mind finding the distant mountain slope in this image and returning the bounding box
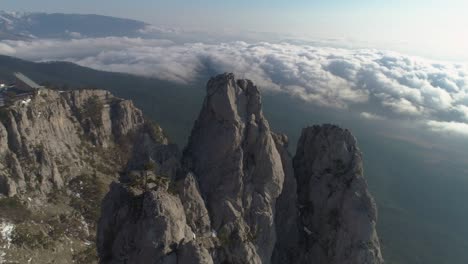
[0,11,148,40]
[0,55,205,145]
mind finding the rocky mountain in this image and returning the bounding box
[0,73,382,263]
[0,88,173,263]
[96,73,383,264]
[0,11,150,40]
[293,125,383,263]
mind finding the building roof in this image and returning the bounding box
[14,72,42,89]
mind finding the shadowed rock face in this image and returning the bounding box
[271,133,300,264]
[294,125,384,264]
[97,73,384,264]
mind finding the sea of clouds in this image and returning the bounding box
[1,37,467,136]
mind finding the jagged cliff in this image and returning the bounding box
[96,73,384,264]
[0,88,171,263]
[0,73,383,264]
[293,125,383,264]
[0,89,144,197]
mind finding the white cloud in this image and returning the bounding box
[381,97,423,116]
[1,37,468,131]
[454,105,468,121]
[360,112,386,121]
[65,30,83,39]
[426,120,468,137]
[0,42,15,54]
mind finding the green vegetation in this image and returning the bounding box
[73,245,98,264]
[68,174,107,228]
[217,227,232,247]
[144,119,167,143]
[12,224,52,249]
[0,197,31,223]
[46,187,67,205]
[123,161,178,196]
[0,107,10,123]
[167,180,179,196]
[79,95,104,126]
[47,214,88,241]
[127,172,171,192]
[143,160,156,172]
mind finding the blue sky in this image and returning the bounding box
[3,0,466,22]
[2,0,467,60]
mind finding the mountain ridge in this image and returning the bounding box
[0,11,150,40]
[97,73,383,263]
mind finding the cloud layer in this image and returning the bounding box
[1,37,468,135]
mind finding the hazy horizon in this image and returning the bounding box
[2,0,468,61]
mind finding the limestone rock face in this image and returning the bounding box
[97,184,195,264]
[177,240,214,264]
[0,88,169,264]
[93,73,384,264]
[0,89,145,197]
[176,172,211,235]
[184,73,285,264]
[293,125,384,264]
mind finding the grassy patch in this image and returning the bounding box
[144,119,167,143]
[0,197,31,223]
[68,174,107,229]
[73,245,98,264]
[217,226,233,247]
[47,214,88,241]
[79,95,103,126]
[126,171,171,193]
[11,223,53,249]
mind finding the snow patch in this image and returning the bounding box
[0,222,14,249]
[0,221,15,264]
[79,215,89,237]
[20,98,31,106]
